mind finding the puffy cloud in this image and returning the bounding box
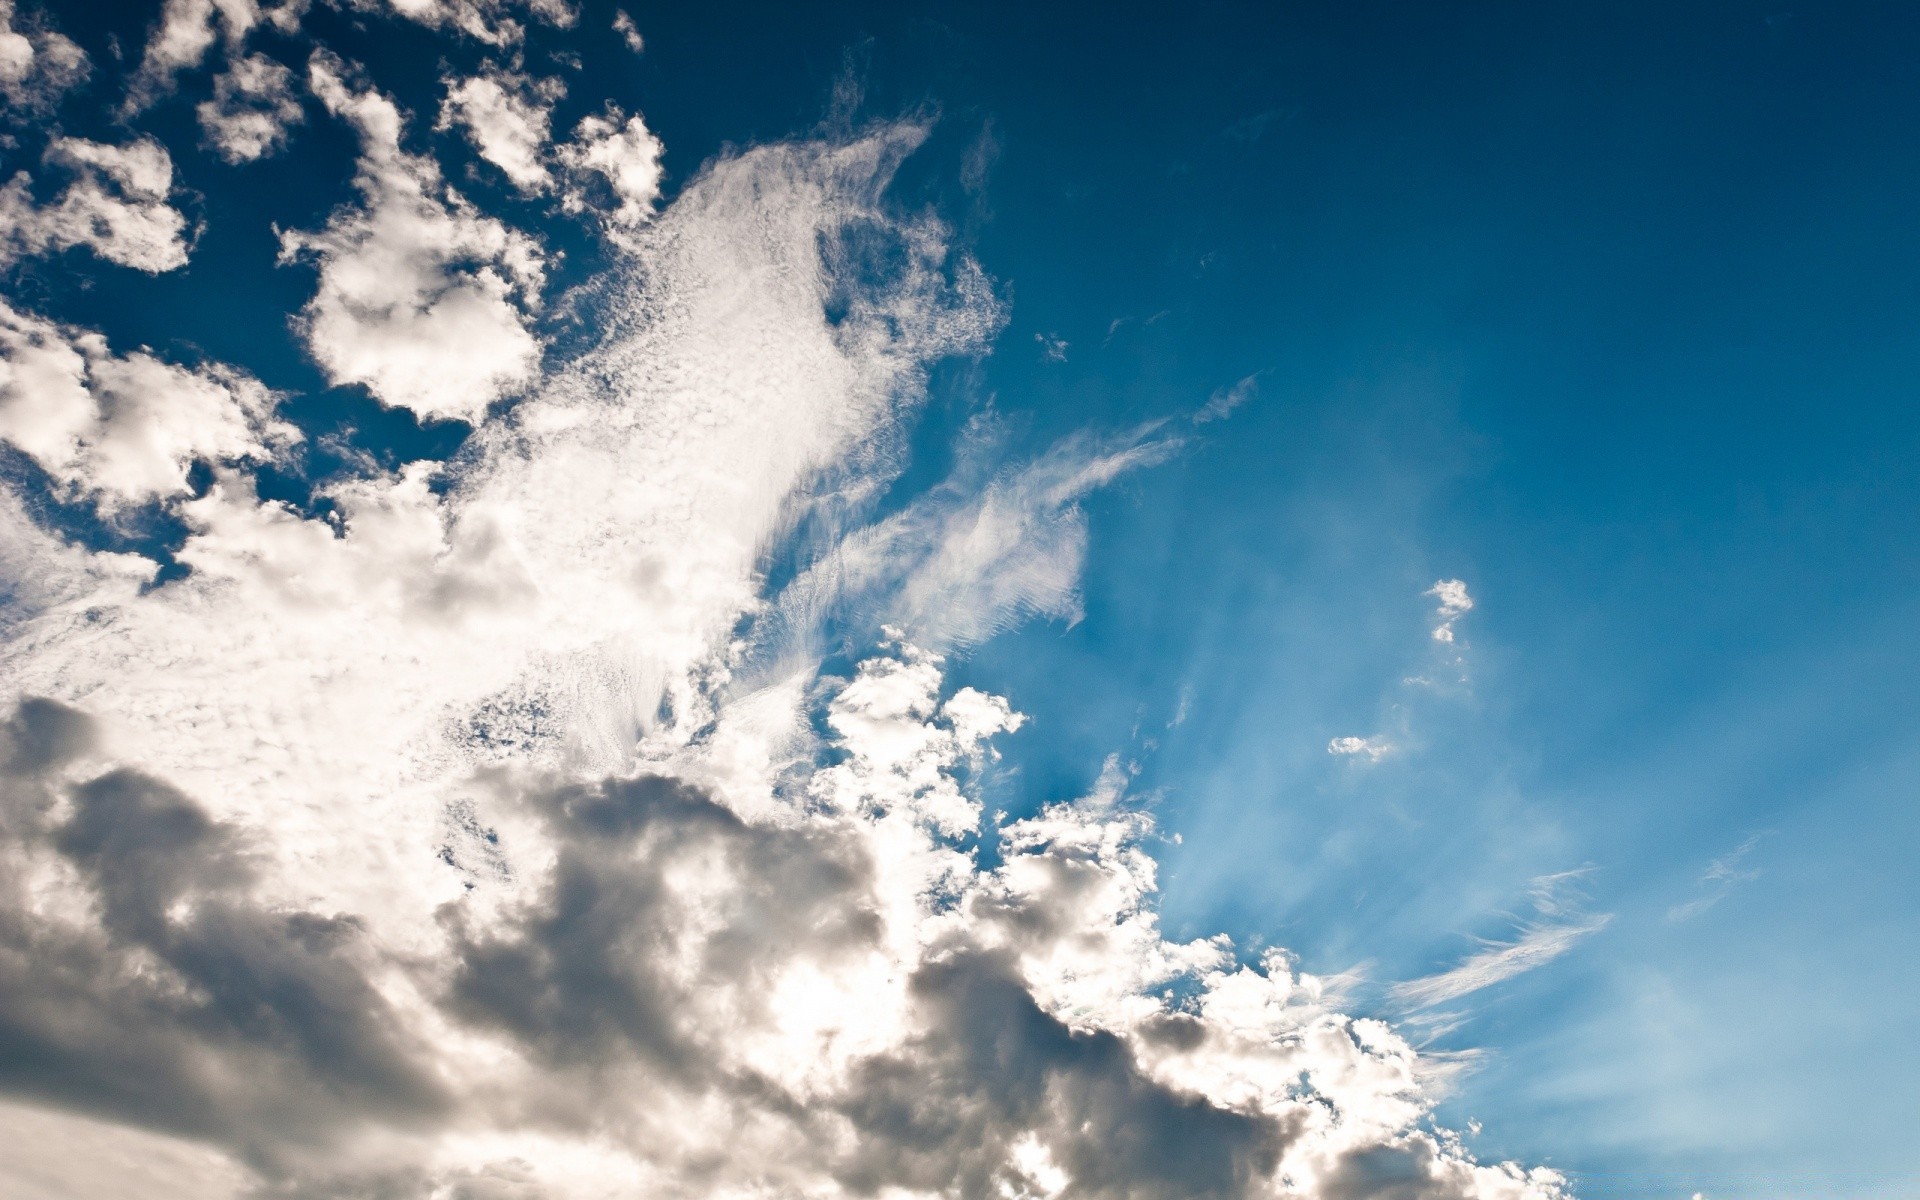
[123,0,302,112]
[279,52,546,421]
[0,0,87,112]
[348,0,575,46]
[0,137,190,273]
[612,8,643,53]
[438,65,565,194]
[0,300,295,507]
[197,51,303,162]
[557,104,664,227]
[1329,734,1393,761]
[1391,871,1610,1010]
[1427,577,1474,643]
[0,107,1569,1199]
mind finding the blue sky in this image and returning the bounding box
[1,1,1916,1197]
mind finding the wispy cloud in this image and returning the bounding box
[1668,834,1767,922]
[1392,870,1611,1009]
[1194,372,1259,424]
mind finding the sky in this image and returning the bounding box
[0,1,1915,1199]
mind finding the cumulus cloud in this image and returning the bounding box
[0,0,87,112]
[279,52,546,421]
[0,136,191,272]
[439,65,565,194]
[1329,734,1393,761]
[557,103,665,227]
[124,0,303,113]
[0,300,295,506]
[0,53,1570,1199]
[1428,577,1474,643]
[198,51,303,162]
[1392,871,1610,1010]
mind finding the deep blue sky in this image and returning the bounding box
[38,1,1920,1195]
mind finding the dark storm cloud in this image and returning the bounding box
[0,699,448,1173]
[832,950,1291,1200]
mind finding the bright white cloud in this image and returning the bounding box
[0,136,190,273]
[439,65,564,193]
[0,300,295,506]
[197,51,303,162]
[1392,871,1610,1010]
[557,104,665,227]
[0,54,1571,1198]
[0,0,87,111]
[351,0,575,46]
[1428,576,1474,642]
[279,52,545,421]
[1329,734,1393,761]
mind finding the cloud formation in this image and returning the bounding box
[0,136,191,273]
[0,28,1575,1200]
[279,52,546,421]
[1427,577,1474,643]
[1392,871,1610,1011]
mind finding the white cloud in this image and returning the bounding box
[279,52,546,421]
[0,100,1571,1200]
[1428,576,1474,642]
[1195,371,1258,424]
[124,0,302,112]
[1035,330,1068,361]
[0,136,190,272]
[197,51,303,162]
[348,0,575,46]
[1329,734,1393,761]
[1392,871,1610,1009]
[438,65,565,194]
[611,7,643,53]
[0,300,295,507]
[0,0,87,111]
[557,104,664,226]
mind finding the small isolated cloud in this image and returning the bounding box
[1328,734,1393,762]
[1195,371,1258,424]
[1035,331,1068,361]
[439,65,566,194]
[0,136,190,272]
[1668,834,1766,922]
[1427,578,1474,643]
[557,104,664,227]
[279,52,546,422]
[612,7,644,53]
[1392,870,1611,1009]
[198,52,303,163]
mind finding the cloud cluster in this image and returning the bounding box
[0,300,295,506]
[279,52,546,421]
[0,136,191,273]
[0,0,87,112]
[0,30,1575,1200]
